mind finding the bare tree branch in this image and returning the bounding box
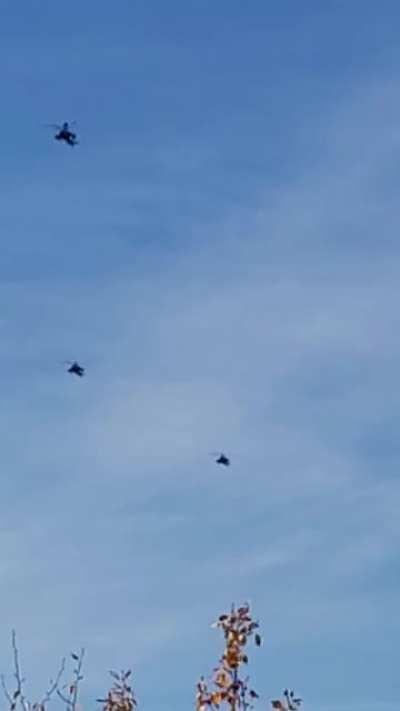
[56,649,85,711]
[2,633,70,711]
[11,631,29,711]
[38,658,66,709]
[1,673,13,706]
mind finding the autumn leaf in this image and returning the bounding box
[215,671,230,688]
[210,691,223,707]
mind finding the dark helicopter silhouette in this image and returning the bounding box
[210,452,230,467]
[46,121,78,147]
[65,361,85,377]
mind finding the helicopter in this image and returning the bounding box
[46,121,78,147]
[65,361,85,377]
[210,452,231,467]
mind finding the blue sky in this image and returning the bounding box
[1,1,400,710]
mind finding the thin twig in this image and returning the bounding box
[56,649,85,711]
[72,649,84,711]
[1,674,13,706]
[38,658,66,708]
[11,631,29,711]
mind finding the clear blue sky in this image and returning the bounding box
[0,2,400,710]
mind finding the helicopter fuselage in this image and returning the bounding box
[55,129,78,146]
[68,362,85,377]
[216,455,230,466]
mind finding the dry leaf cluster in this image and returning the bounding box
[271,689,302,710]
[196,603,261,711]
[97,670,137,711]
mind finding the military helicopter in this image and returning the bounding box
[65,361,85,377]
[210,452,231,467]
[46,121,78,147]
